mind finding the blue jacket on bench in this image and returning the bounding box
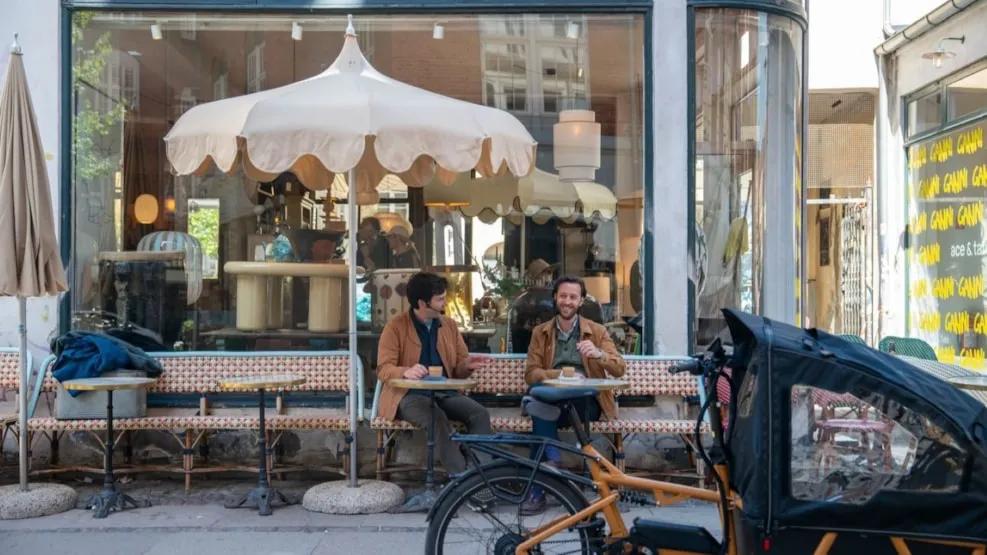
[51,331,163,396]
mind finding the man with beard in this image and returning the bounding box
[376,272,492,477]
[521,276,626,514]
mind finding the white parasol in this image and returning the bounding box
[165,16,536,487]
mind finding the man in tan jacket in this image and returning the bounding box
[376,272,492,476]
[522,275,625,513]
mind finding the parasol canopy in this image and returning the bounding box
[164,18,537,193]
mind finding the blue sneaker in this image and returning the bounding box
[520,486,546,515]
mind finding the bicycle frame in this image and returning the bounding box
[449,395,742,555]
[520,443,737,555]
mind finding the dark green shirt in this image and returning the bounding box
[552,317,585,375]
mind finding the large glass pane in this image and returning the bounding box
[947,66,987,123]
[69,12,646,363]
[692,9,804,348]
[791,384,965,504]
[908,91,942,137]
[906,116,987,369]
[805,92,877,339]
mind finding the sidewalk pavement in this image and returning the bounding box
[0,477,722,555]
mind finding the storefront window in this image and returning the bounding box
[908,91,943,138]
[69,12,646,358]
[947,65,987,123]
[691,8,804,348]
[906,116,987,369]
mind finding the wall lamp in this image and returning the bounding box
[922,36,965,68]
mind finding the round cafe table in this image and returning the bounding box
[388,378,477,512]
[543,377,630,391]
[63,376,158,518]
[218,374,306,516]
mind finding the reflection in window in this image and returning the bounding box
[247,42,265,93]
[947,66,987,123]
[791,385,965,505]
[481,15,588,115]
[188,199,220,279]
[69,12,644,355]
[692,9,803,348]
[908,92,941,137]
[483,42,528,112]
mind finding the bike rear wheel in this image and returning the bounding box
[425,464,600,555]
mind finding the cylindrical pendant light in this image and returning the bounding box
[553,109,600,182]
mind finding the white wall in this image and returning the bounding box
[893,1,987,97]
[651,0,689,355]
[876,0,987,337]
[808,0,884,90]
[0,1,63,359]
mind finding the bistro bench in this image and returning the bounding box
[0,348,30,461]
[370,354,706,481]
[2,350,361,492]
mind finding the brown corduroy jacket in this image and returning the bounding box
[524,317,626,419]
[376,310,472,421]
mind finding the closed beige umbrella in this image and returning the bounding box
[0,36,68,492]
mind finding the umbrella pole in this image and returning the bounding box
[347,168,359,488]
[18,296,28,491]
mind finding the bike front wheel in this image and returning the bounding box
[425,463,600,555]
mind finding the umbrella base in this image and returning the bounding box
[302,479,404,515]
[0,483,76,520]
[225,485,294,516]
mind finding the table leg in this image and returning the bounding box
[425,390,436,490]
[226,388,293,516]
[86,389,149,518]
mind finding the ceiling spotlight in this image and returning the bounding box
[566,21,579,40]
[291,21,303,41]
[922,36,964,68]
[150,23,162,40]
[433,22,445,40]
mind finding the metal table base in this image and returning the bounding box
[225,387,294,516]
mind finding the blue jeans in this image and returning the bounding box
[529,395,602,462]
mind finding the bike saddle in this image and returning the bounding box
[529,385,598,403]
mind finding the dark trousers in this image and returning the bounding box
[397,392,492,475]
[530,395,601,462]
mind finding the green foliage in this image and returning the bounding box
[480,257,525,299]
[72,12,127,181]
[188,205,220,260]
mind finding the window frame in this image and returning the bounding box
[905,57,987,144]
[59,2,656,353]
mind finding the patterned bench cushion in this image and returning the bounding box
[0,350,21,390]
[372,416,707,435]
[148,353,352,394]
[27,412,350,433]
[469,356,699,397]
[1,352,353,395]
[371,356,704,437]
